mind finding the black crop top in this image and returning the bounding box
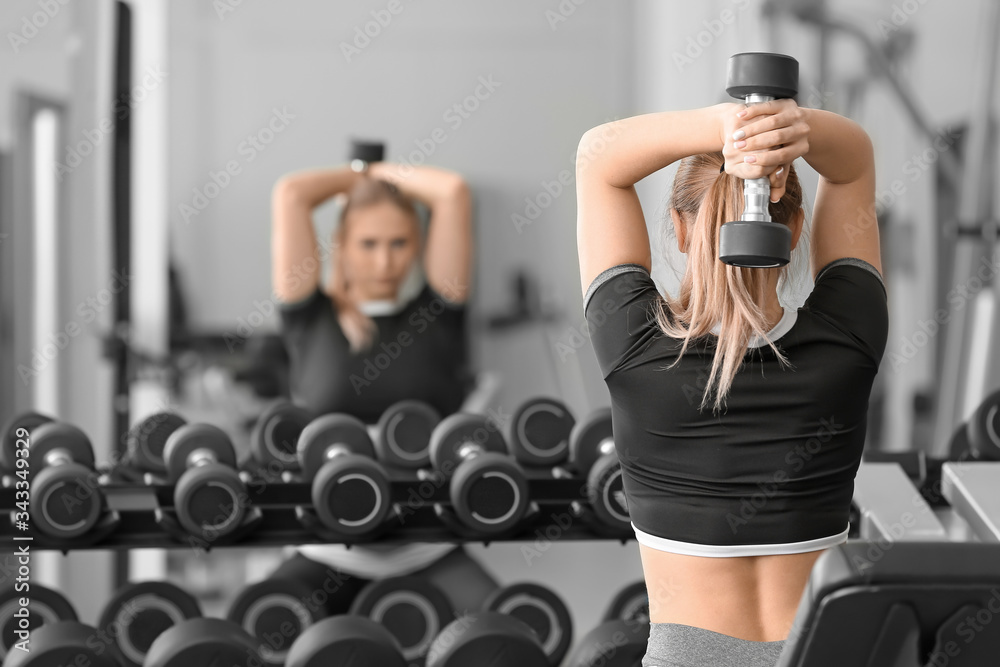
[279,283,472,423]
[584,258,889,557]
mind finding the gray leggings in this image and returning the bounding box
[642,622,786,667]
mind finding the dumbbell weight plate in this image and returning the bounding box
[228,578,324,666]
[603,581,649,624]
[0,584,77,661]
[968,389,1000,461]
[30,462,103,539]
[252,401,311,471]
[0,411,54,473]
[297,414,375,481]
[507,397,575,466]
[2,621,121,667]
[163,423,238,482]
[427,611,549,667]
[174,464,247,538]
[285,615,407,667]
[375,400,441,468]
[349,576,453,663]
[28,422,95,471]
[586,455,631,531]
[484,583,573,665]
[565,618,649,667]
[430,413,508,473]
[569,408,614,477]
[127,412,186,474]
[349,139,385,164]
[451,452,529,534]
[312,456,391,535]
[98,581,201,667]
[726,52,799,100]
[144,618,262,667]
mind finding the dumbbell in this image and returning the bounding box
[429,413,530,534]
[1,621,121,667]
[505,397,576,467]
[719,52,799,268]
[297,413,393,536]
[427,611,549,667]
[250,400,312,474]
[349,138,385,173]
[374,400,442,469]
[482,582,573,665]
[950,389,1000,461]
[163,423,248,539]
[0,584,77,662]
[569,408,631,533]
[144,618,262,667]
[0,411,54,478]
[27,422,104,539]
[97,581,201,667]
[349,575,454,664]
[286,615,407,667]
[124,411,187,475]
[564,619,649,667]
[603,581,649,624]
[227,578,328,666]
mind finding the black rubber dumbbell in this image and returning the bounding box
[483,582,573,665]
[2,620,121,667]
[286,615,408,667]
[250,400,312,475]
[163,423,248,539]
[427,611,549,667]
[950,389,1000,461]
[0,584,77,662]
[28,422,104,539]
[349,138,385,172]
[0,411,54,478]
[297,413,393,536]
[124,412,187,476]
[97,581,201,667]
[144,617,262,667]
[505,397,576,467]
[565,619,649,667]
[227,577,328,666]
[603,581,649,624]
[349,576,454,664]
[719,52,799,268]
[374,400,442,469]
[569,408,631,533]
[429,413,530,535]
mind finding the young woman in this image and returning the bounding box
[577,99,887,667]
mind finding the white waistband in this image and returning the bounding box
[632,523,849,558]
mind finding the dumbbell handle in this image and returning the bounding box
[44,449,73,467]
[186,448,219,468]
[457,441,485,460]
[738,93,774,224]
[323,443,352,461]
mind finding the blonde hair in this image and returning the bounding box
[654,151,804,414]
[330,177,419,353]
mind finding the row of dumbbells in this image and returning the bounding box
[1,398,630,546]
[0,576,650,666]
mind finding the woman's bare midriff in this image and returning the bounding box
[638,543,826,642]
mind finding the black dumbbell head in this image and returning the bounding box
[430,413,509,473]
[144,618,262,667]
[127,412,186,474]
[603,581,649,623]
[228,578,325,666]
[450,452,529,534]
[586,455,631,531]
[286,615,407,667]
[2,620,121,667]
[174,463,247,538]
[251,401,311,471]
[507,397,575,466]
[484,583,574,665]
[726,52,799,100]
[31,462,103,539]
[0,584,77,661]
[719,219,792,268]
[29,422,95,471]
[312,456,391,535]
[0,411,54,472]
[565,618,649,667]
[375,400,441,468]
[98,581,201,667]
[350,576,454,663]
[427,611,549,667]
[164,423,237,481]
[297,413,375,481]
[569,407,613,476]
[968,389,1000,461]
[349,139,385,164]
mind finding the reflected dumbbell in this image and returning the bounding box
[124,412,187,476]
[427,611,549,667]
[144,618,262,667]
[430,413,530,535]
[286,615,407,667]
[349,576,454,664]
[297,414,393,536]
[565,619,649,667]
[163,424,248,539]
[349,138,385,173]
[950,389,1000,461]
[0,584,76,662]
[0,411,54,478]
[2,621,121,667]
[28,422,104,539]
[374,400,442,469]
[603,581,649,624]
[227,578,327,666]
[250,400,312,475]
[97,581,201,667]
[505,397,576,467]
[569,409,631,533]
[483,582,573,665]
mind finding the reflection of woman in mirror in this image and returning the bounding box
[271,161,474,423]
[267,160,498,633]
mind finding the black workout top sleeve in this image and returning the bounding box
[584,257,889,556]
[279,283,473,423]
